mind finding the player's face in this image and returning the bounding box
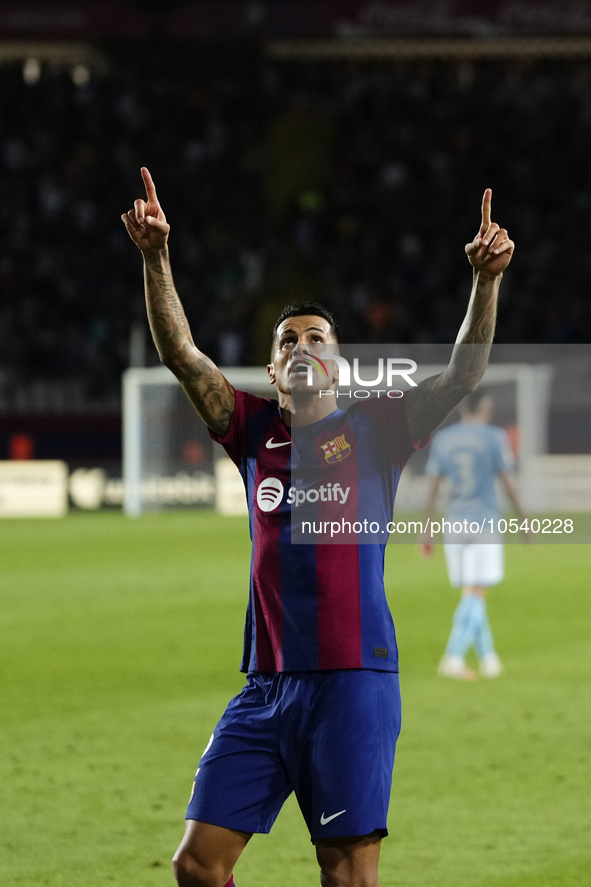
[267,315,339,395]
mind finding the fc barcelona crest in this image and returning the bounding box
[321,434,351,464]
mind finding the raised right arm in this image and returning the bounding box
[122,167,234,436]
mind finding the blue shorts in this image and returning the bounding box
[186,669,401,842]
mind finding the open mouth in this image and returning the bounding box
[290,361,311,377]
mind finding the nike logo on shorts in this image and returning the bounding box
[320,809,346,825]
[266,438,292,448]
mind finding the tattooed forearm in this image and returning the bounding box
[405,271,502,441]
[143,252,190,362]
[455,271,500,346]
[181,356,234,435]
[441,271,501,395]
[141,248,235,435]
[145,260,187,329]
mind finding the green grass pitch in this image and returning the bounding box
[1,511,590,886]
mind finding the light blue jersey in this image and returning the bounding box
[425,422,515,524]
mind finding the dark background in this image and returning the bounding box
[1,1,590,466]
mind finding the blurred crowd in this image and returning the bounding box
[1,52,590,402]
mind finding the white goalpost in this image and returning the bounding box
[122,362,554,517]
[123,366,271,516]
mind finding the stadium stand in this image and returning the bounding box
[1,48,591,418]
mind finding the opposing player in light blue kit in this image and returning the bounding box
[422,391,526,680]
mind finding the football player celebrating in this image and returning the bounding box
[122,169,514,887]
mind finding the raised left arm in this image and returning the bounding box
[406,189,514,441]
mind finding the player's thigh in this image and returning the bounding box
[443,543,464,587]
[173,820,251,884]
[291,670,401,842]
[315,830,382,887]
[463,543,504,586]
[187,675,293,834]
[444,542,504,588]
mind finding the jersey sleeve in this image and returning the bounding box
[208,388,266,470]
[355,394,430,471]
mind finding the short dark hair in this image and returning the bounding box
[462,389,491,414]
[272,301,342,346]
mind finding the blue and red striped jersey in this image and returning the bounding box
[210,390,425,674]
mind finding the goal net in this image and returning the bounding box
[123,366,273,515]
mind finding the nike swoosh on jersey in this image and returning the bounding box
[320,809,347,825]
[265,438,292,448]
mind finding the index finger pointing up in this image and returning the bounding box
[481,187,492,228]
[141,166,158,202]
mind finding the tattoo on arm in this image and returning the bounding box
[145,261,187,329]
[406,272,501,441]
[455,271,499,347]
[181,354,235,437]
[142,250,235,435]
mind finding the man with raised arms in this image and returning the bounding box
[122,168,514,887]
